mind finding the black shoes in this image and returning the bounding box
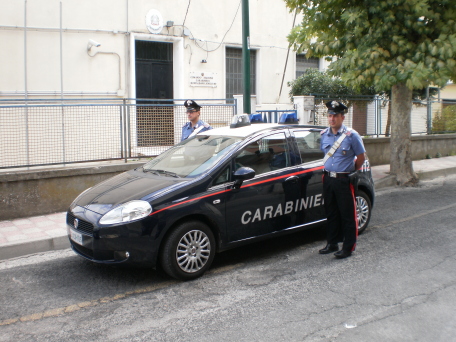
[334,249,352,259]
[319,244,339,254]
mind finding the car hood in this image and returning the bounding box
[73,170,186,215]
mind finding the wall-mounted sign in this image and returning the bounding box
[189,72,217,88]
[145,9,163,34]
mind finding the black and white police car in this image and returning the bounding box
[67,113,375,280]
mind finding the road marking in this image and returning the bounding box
[0,281,176,326]
[0,262,245,327]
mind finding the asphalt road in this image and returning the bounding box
[1,175,455,342]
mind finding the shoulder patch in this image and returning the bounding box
[320,128,328,135]
[345,127,359,136]
[203,122,210,128]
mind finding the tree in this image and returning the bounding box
[289,69,376,129]
[285,0,456,185]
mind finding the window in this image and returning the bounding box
[293,130,324,164]
[143,135,242,178]
[235,133,290,175]
[296,55,320,78]
[226,47,256,100]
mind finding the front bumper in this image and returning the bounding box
[66,207,160,267]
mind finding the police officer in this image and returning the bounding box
[319,100,366,259]
[181,100,212,141]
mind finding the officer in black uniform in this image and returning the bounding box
[181,100,212,141]
[319,101,366,259]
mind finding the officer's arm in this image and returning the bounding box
[354,153,366,170]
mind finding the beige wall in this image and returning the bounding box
[440,83,456,100]
[0,0,315,106]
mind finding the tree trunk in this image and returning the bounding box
[385,92,392,137]
[390,83,418,186]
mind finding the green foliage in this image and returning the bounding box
[432,105,456,132]
[285,0,456,92]
[288,69,354,97]
[288,68,376,101]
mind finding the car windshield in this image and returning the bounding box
[142,135,243,178]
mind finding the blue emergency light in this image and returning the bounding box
[279,112,299,124]
[249,113,265,123]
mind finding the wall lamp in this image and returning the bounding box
[86,39,123,96]
[87,39,101,52]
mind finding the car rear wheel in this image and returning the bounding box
[356,190,372,234]
[160,221,215,280]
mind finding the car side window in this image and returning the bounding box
[294,130,324,164]
[213,166,231,186]
[234,133,290,175]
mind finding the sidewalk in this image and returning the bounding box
[1,155,456,261]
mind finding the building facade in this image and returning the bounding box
[0,0,330,108]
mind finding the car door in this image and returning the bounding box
[291,129,326,224]
[224,131,302,242]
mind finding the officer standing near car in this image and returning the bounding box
[319,101,366,259]
[181,100,212,141]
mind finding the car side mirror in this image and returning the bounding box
[233,167,255,189]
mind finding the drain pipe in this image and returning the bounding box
[24,0,30,167]
[60,0,66,165]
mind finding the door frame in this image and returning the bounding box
[129,33,184,100]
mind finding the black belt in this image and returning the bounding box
[323,170,350,178]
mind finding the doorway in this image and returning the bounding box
[135,41,174,147]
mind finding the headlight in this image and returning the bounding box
[99,200,152,225]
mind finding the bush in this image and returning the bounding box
[432,105,456,133]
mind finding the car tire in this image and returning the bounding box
[160,221,216,280]
[356,190,372,234]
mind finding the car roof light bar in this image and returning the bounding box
[278,112,299,124]
[230,114,251,128]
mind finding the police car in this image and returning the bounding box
[67,114,375,280]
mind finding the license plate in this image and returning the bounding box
[70,229,83,245]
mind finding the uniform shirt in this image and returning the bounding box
[181,120,212,141]
[320,124,365,172]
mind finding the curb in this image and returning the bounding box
[0,236,69,261]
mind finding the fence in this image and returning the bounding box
[0,98,236,169]
[2,96,454,170]
[312,95,456,137]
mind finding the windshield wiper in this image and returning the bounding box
[143,169,180,178]
[142,168,161,176]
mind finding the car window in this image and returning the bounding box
[143,135,242,178]
[293,130,324,164]
[234,132,291,175]
[213,166,231,186]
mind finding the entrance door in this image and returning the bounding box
[135,41,173,146]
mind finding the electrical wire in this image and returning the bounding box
[183,0,242,53]
[182,0,191,28]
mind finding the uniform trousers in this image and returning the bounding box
[323,174,358,251]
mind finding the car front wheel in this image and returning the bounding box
[356,190,372,234]
[160,221,216,280]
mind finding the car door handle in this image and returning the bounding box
[285,176,299,183]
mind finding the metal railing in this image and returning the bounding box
[254,110,298,123]
[312,95,456,137]
[0,98,236,169]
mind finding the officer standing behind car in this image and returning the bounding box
[181,100,212,141]
[319,101,366,259]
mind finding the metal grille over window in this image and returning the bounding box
[296,55,320,78]
[225,47,256,100]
